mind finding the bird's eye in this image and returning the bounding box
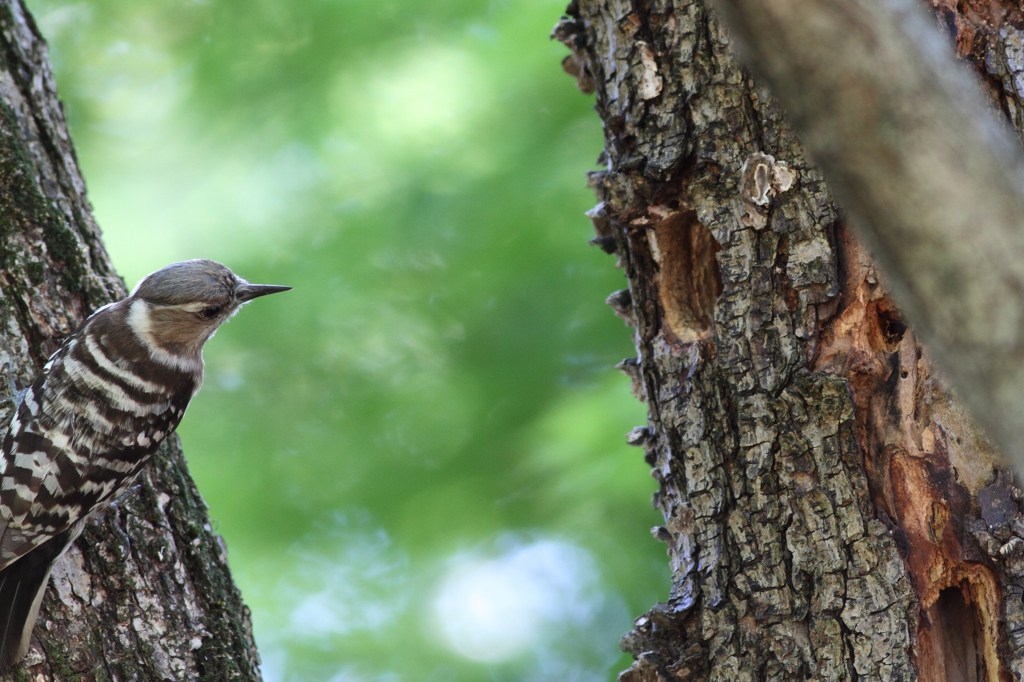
[199,306,222,319]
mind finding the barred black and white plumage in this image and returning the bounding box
[0,259,289,669]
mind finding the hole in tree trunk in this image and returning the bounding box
[651,211,721,343]
[924,585,987,682]
[869,297,907,350]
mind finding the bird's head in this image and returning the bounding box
[127,259,290,359]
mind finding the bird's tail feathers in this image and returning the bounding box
[0,530,74,671]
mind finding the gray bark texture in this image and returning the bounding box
[0,1,260,679]
[556,0,1024,680]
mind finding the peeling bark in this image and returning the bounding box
[0,2,259,679]
[557,0,1024,679]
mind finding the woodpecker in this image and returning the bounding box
[0,259,289,669]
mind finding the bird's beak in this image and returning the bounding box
[236,283,292,302]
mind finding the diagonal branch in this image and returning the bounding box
[708,0,1024,470]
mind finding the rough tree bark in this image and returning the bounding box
[557,1,1024,680]
[0,2,260,679]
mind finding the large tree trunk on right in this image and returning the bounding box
[557,1,1024,679]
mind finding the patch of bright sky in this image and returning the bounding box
[255,514,625,681]
[430,534,630,678]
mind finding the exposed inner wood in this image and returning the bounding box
[815,224,1004,681]
[650,210,721,342]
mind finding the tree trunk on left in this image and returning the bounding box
[0,2,260,678]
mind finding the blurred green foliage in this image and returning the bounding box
[25,0,667,678]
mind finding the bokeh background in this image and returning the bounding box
[23,0,667,679]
